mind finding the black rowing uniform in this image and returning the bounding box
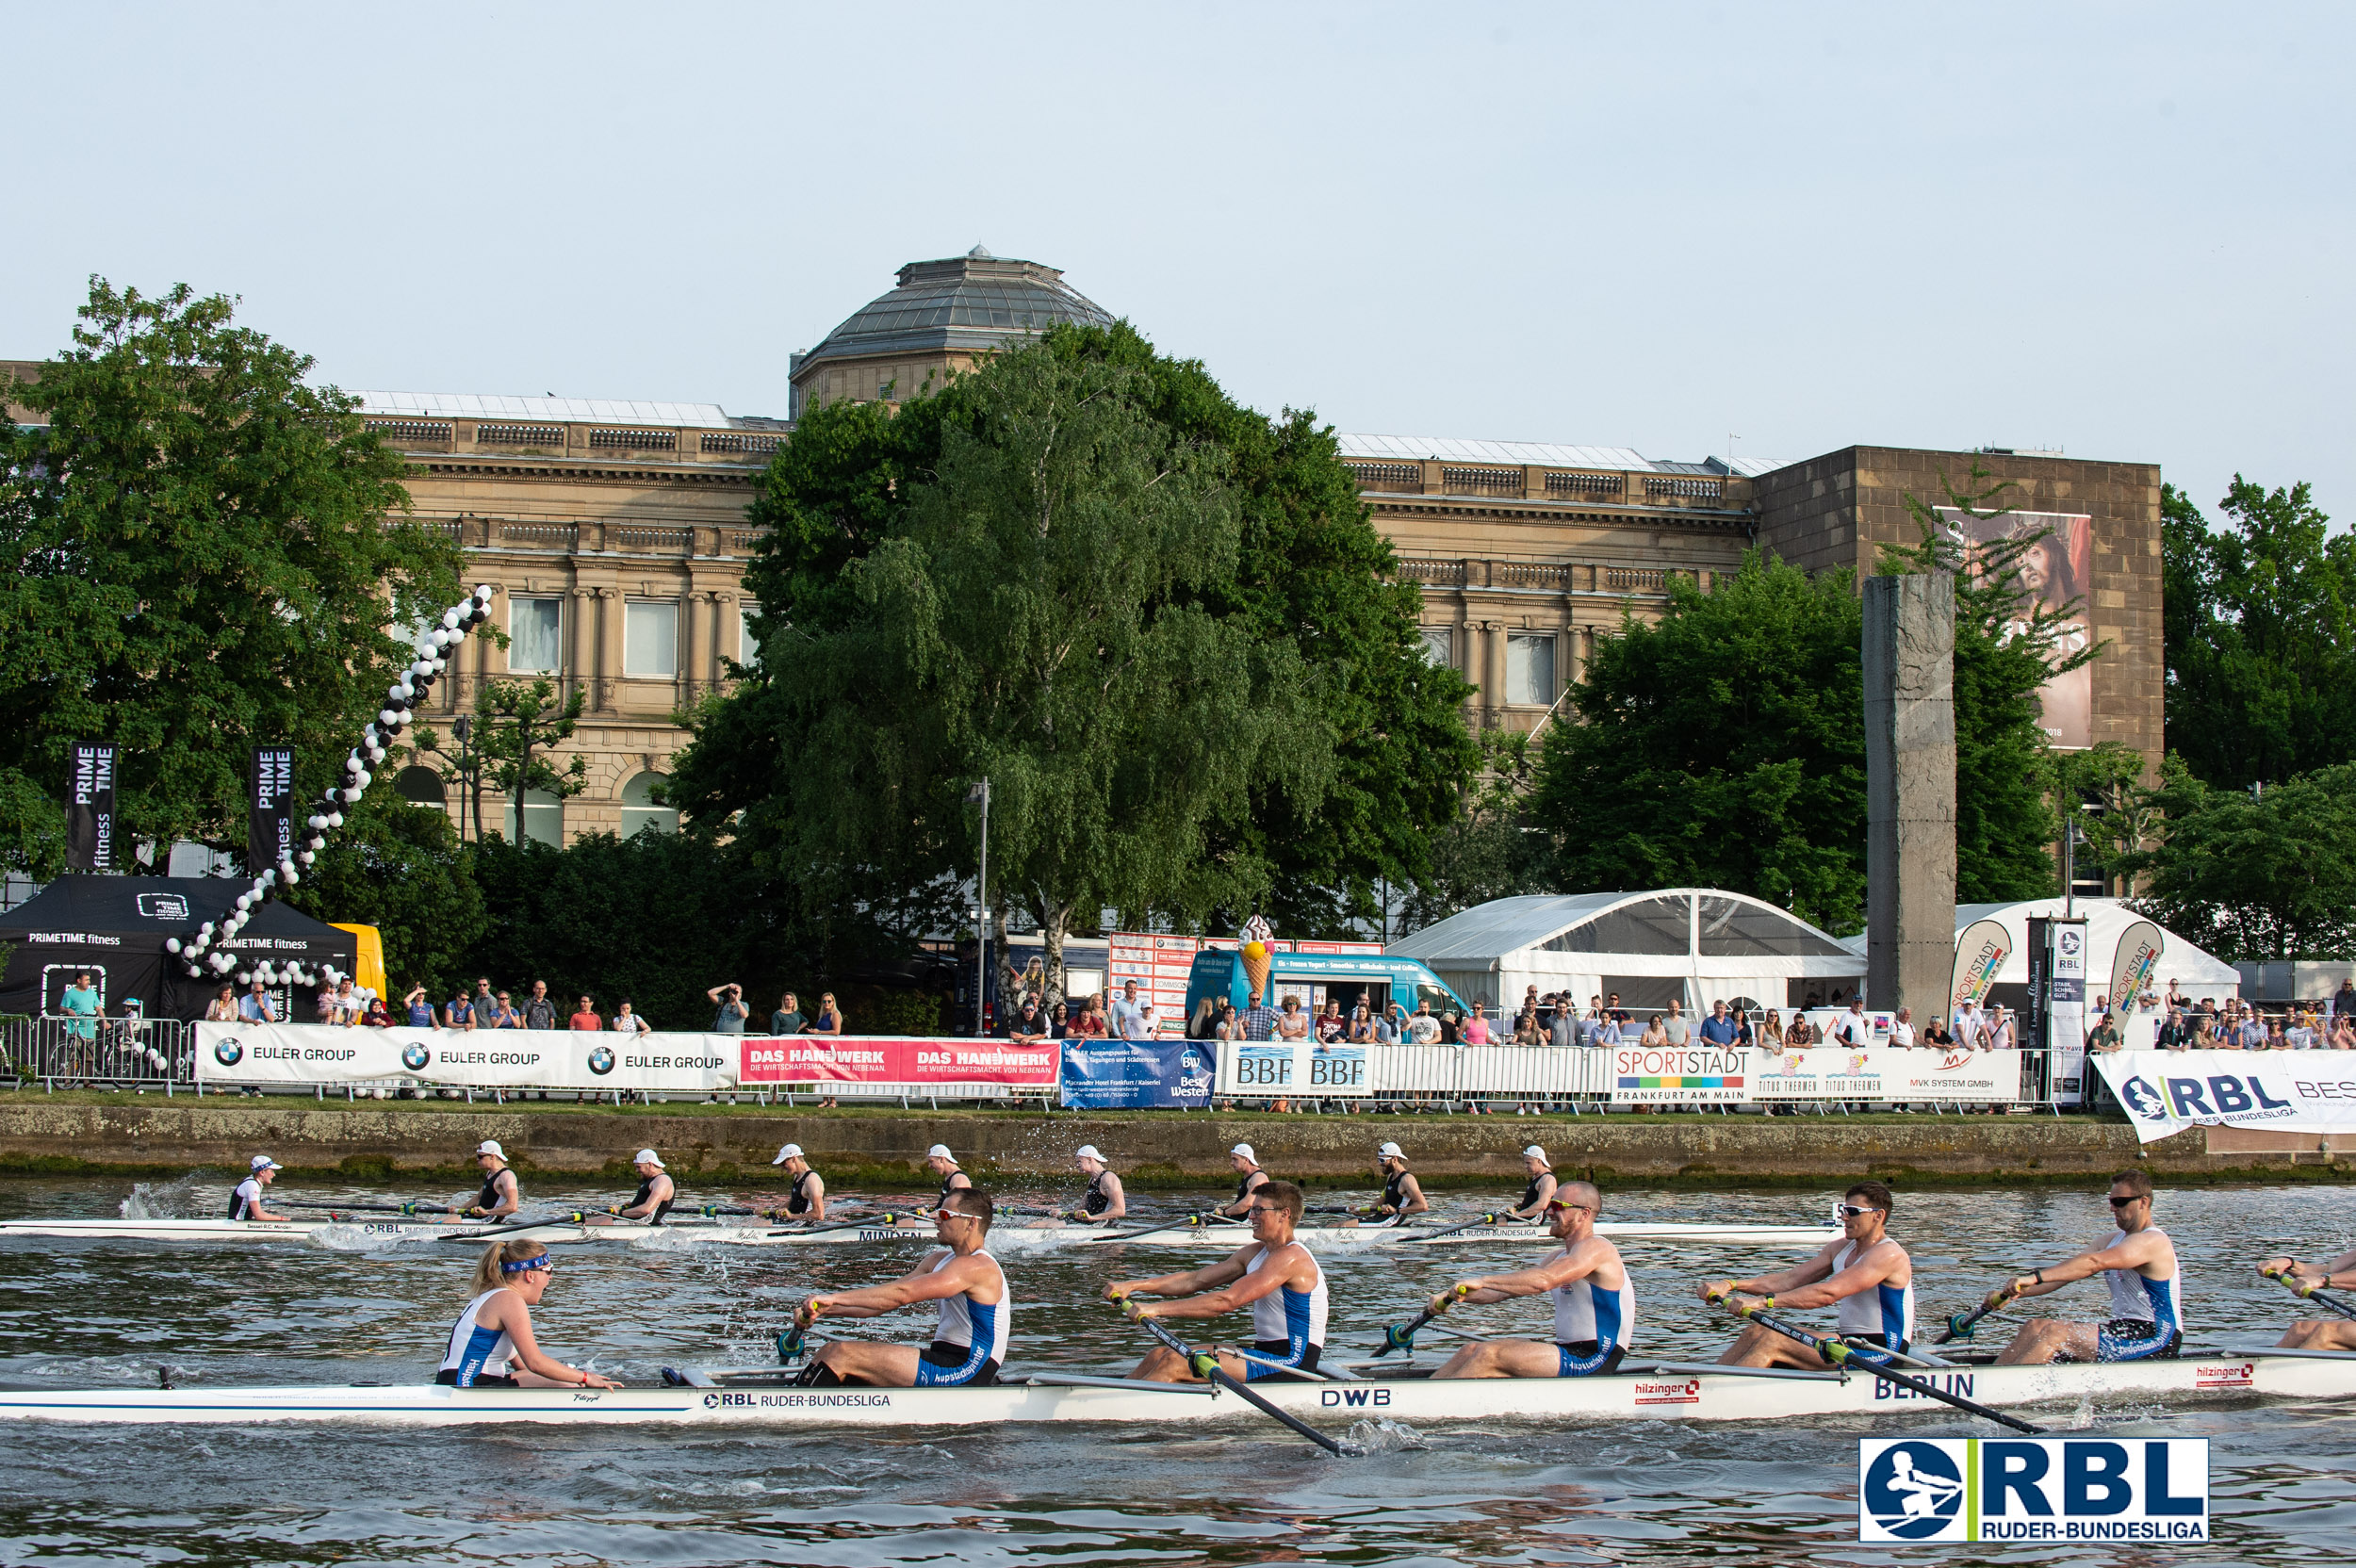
[784,1168,820,1217]
[1080,1169,1114,1217]
[473,1168,517,1219]
[1517,1169,1557,1217]
[939,1168,972,1204]
[1371,1168,1412,1225]
[227,1177,265,1221]
[628,1174,674,1225]
[1232,1167,1268,1213]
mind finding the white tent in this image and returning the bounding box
[1387,890,1864,1014]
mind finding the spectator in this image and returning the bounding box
[1696,1000,1739,1047]
[1576,1002,1605,1048]
[2263,1018,2289,1051]
[569,995,601,1031]
[313,985,338,1024]
[1827,997,1873,1049]
[1638,1013,1669,1048]
[1783,1010,1814,1046]
[1460,1003,1493,1046]
[362,994,394,1027]
[1888,1006,1916,1049]
[806,992,844,1036]
[482,990,518,1029]
[1317,1003,1346,1045]
[1988,1005,2019,1050]
[1758,1007,1785,1047]
[771,991,805,1036]
[1605,992,1629,1023]
[238,980,276,1024]
[1240,989,1279,1042]
[1072,996,1110,1039]
[441,983,476,1032]
[708,983,750,1033]
[1274,996,1311,1045]
[204,984,240,1023]
[472,977,495,1020]
[334,978,365,1025]
[1187,996,1219,1038]
[1049,1001,1071,1039]
[1214,1002,1243,1041]
[2332,978,2355,1018]
[402,984,435,1028]
[1661,1000,1691,1047]
[1377,1004,1403,1045]
[1511,1007,1540,1047]
[1348,1004,1375,1044]
[1109,981,1148,1041]
[1137,1002,1159,1037]
[2286,1010,2316,1050]
[1002,999,1048,1045]
[2086,1010,2122,1054]
[2235,1010,2266,1051]
[1438,1011,1463,1046]
[612,999,651,1038]
[59,972,104,1038]
[1548,1002,1576,1050]
[2332,1014,2356,1050]
[1406,1003,1442,1045]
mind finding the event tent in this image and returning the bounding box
[1386,890,1865,1014]
[1937,898,2237,1044]
[0,877,358,1023]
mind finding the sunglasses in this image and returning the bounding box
[1835,1204,1886,1218]
[931,1208,974,1223]
[1544,1200,1595,1215]
[2107,1194,2147,1207]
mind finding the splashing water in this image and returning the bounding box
[1342,1417,1429,1453]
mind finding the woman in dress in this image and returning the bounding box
[807,993,844,1036]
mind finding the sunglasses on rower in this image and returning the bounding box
[1543,1198,1595,1214]
[1835,1204,1887,1218]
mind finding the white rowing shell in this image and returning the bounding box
[0,1354,2336,1428]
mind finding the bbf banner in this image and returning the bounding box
[249,747,295,875]
[1859,1437,2207,1543]
[65,743,118,872]
[2095,1048,2356,1142]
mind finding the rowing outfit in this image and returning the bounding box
[913,1250,1006,1387]
[1518,1170,1557,1214]
[938,1168,971,1205]
[437,1290,519,1387]
[474,1169,517,1218]
[1080,1170,1115,1217]
[1373,1169,1411,1224]
[226,1178,265,1221]
[1239,1244,1328,1381]
[628,1174,674,1224]
[2071,1228,2184,1363]
[1549,1256,1636,1376]
[1233,1167,1268,1208]
[783,1168,820,1217]
[1827,1238,1915,1366]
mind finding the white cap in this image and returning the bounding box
[1074,1144,1104,1162]
[771,1143,804,1165]
[926,1144,955,1160]
[1230,1143,1255,1160]
[475,1140,505,1158]
[633,1149,663,1168]
[250,1154,282,1172]
[1377,1141,1404,1159]
[1522,1145,1547,1161]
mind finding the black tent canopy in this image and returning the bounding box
[0,877,358,1023]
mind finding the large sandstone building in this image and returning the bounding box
[6,253,2163,845]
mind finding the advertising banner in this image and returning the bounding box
[739,1035,1055,1087]
[1214,1038,1372,1099]
[249,747,295,876]
[1859,1436,2207,1544]
[1610,1043,1748,1104]
[2108,920,2166,1049]
[65,743,118,872]
[1936,507,2095,748]
[1060,1038,1215,1109]
[2093,1048,2356,1142]
[1750,1046,2022,1104]
[2048,919,2088,1103]
[198,1022,736,1092]
[1950,918,2011,1020]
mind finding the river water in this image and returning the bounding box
[0,1175,2350,1566]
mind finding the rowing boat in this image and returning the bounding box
[0,1217,1839,1250]
[1,1351,2338,1429]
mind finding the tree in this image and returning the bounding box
[2044,741,2161,896]
[2161,477,2356,790]
[1398,730,1549,933]
[419,678,587,842]
[2119,759,2356,961]
[281,793,486,990]
[0,279,463,875]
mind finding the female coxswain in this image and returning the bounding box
[770,1143,826,1222]
[794,1189,1008,1386]
[460,1140,523,1222]
[437,1238,622,1389]
[228,1155,290,1222]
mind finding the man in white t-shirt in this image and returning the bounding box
[1661,1001,1691,1047]
[1407,1004,1443,1044]
[1954,1000,1988,1050]
[1827,998,1873,1049]
[1887,1007,1916,1049]
[1109,981,1148,1040]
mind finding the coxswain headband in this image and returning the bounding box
[500,1253,554,1274]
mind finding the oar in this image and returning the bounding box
[1371,1282,1473,1356]
[2261,1266,2356,1322]
[1082,1211,1226,1245]
[1114,1298,1358,1457]
[766,1211,913,1237]
[1705,1290,2043,1434]
[432,1212,584,1241]
[1936,1282,2022,1344]
[281,1200,458,1217]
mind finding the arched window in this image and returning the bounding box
[620,772,678,838]
[506,790,564,847]
[395,766,448,809]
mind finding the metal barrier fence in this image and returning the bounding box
[3,1016,195,1090]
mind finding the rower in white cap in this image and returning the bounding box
[228,1155,288,1223]
[462,1140,522,1221]
[585,1150,674,1225]
[1050,1145,1124,1226]
[895,1144,974,1224]
[1506,1146,1558,1220]
[771,1143,826,1221]
[1337,1141,1427,1227]
[1216,1144,1269,1219]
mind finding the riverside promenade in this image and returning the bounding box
[0,1091,2346,1189]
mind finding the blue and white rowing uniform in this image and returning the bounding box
[1550,1253,1636,1376]
[226,1178,264,1221]
[2092,1228,2183,1362]
[1829,1238,1914,1366]
[437,1289,519,1387]
[1241,1244,1328,1381]
[913,1249,1007,1387]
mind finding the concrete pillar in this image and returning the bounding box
[567,588,595,708]
[1864,573,1956,1018]
[1481,620,1507,719]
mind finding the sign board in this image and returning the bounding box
[1214,1037,1371,1098]
[65,743,118,872]
[1859,1436,2206,1544]
[741,1035,1055,1088]
[2095,1048,2356,1141]
[1060,1037,1215,1109]
[1610,1044,1748,1104]
[1751,1046,2022,1104]
[200,1022,736,1093]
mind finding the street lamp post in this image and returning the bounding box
[968,778,990,1037]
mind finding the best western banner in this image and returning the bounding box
[2095,1048,2356,1142]
[198,1023,737,1092]
[1750,1046,2026,1105]
[1061,1038,1216,1109]
[739,1035,1056,1087]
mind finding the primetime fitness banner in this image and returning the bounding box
[2094,1049,2356,1142]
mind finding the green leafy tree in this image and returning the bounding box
[1399,730,1550,932]
[281,792,486,990]
[2161,477,2356,790]
[0,279,462,875]
[2044,741,2161,896]
[2119,759,2356,960]
[419,678,587,842]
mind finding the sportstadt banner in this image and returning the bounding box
[2094,1048,2356,1142]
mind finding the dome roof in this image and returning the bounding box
[795,247,1115,377]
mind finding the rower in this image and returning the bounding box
[461,1140,522,1221]
[2260,1248,2356,1351]
[1432,1182,1635,1378]
[228,1155,290,1223]
[897,1144,973,1227]
[1505,1146,1558,1221]
[1992,1169,2183,1364]
[1337,1141,1428,1227]
[586,1150,674,1226]
[1215,1143,1269,1219]
[1110,1179,1327,1383]
[1699,1179,1913,1369]
[771,1143,826,1222]
[1059,1144,1125,1226]
[794,1188,1007,1387]
[437,1238,620,1389]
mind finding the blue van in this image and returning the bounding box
[1182,949,1470,1036]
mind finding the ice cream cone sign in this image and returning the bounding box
[1240,916,1274,1002]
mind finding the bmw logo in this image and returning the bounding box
[588,1046,615,1076]
[401,1043,433,1071]
[2119,1075,2168,1119]
[213,1040,243,1067]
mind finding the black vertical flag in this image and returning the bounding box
[250,747,295,875]
[65,743,118,872]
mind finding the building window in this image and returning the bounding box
[620,772,679,838]
[1506,633,1555,705]
[1420,627,1453,669]
[737,604,760,671]
[624,601,679,678]
[395,766,447,810]
[508,789,564,847]
[509,596,562,674]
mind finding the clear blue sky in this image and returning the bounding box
[6,3,2348,519]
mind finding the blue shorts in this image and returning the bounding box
[1556,1340,1626,1377]
[1242,1337,1322,1382]
[2094,1318,2180,1363]
[912,1339,999,1387]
